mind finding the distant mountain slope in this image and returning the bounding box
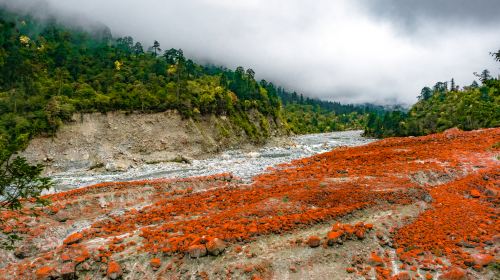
[364,58,500,138]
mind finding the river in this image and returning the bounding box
[49,130,375,192]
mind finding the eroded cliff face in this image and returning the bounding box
[22,110,287,174]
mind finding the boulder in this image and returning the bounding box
[206,238,226,256]
[63,232,83,245]
[107,261,122,280]
[368,252,384,267]
[150,258,161,271]
[60,262,76,279]
[471,253,494,266]
[439,267,466,280]
[326,231,344,246]
[470,189,481,198]
[188,244,207,258]
[306,236,321,248]
[35,266,55,279]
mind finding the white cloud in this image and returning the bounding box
[2,0,499,104]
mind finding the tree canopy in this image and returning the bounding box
[365,64,500,138]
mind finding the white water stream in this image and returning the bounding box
[49,130,375,192]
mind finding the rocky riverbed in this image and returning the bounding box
[48,130,374,192]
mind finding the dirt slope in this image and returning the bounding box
[22,111,287,174]
[1,128,499,279]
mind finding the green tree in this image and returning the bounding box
[0,141,52,249]
[133,42,144,55]
[492,50,500,62]
[365,57,500,138]
[450,78,456,91]
[418,87,432,101]
[151,40,161,57]
[474,69,491,83]
[163,48,184,64]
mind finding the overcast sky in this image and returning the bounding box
[3,0,500,104]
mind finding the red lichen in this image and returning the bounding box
[394,170,498,269]
[306,236,321,248]
[1,128,499,278]
[63,232,83,245]
[369,252,384,267]
[469,189,481,198]
[35,266,54,279]
[206,238,226,256]
[150,258,161,270]
[471,253,494,267]
[439,266,467,280]
[107,261,122,279]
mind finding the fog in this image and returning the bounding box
[2,0,499,104]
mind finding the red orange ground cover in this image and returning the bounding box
[0,128,498,279]
[394,169,499,270]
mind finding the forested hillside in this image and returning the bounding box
[0,9,384,156]
[0,10,286,154]
[277,89,384,134]
[365,55,500,138]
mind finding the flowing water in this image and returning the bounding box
[49,130,375,192]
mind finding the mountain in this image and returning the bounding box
[364,65,500,138]
[0,8,383,157]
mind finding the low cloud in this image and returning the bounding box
[2,0,499,104]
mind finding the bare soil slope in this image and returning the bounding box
[22,111,287,174]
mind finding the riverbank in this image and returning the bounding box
[21,110,289,177]
[1,128,498,279]
[45,130,374,192]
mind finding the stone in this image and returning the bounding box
[471,253,494,266]
[326,231,343,246]
[150,258,161,270]
[107,261,122,280]
[306,236,321,248]
[470,189,481,198]
[368,252,384,267]
[188,244,207,258]
[60,262,76,279]
[206,238,226,256]
[63,232,83,245]
[439,267,466,280]
[35,266,55,279]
